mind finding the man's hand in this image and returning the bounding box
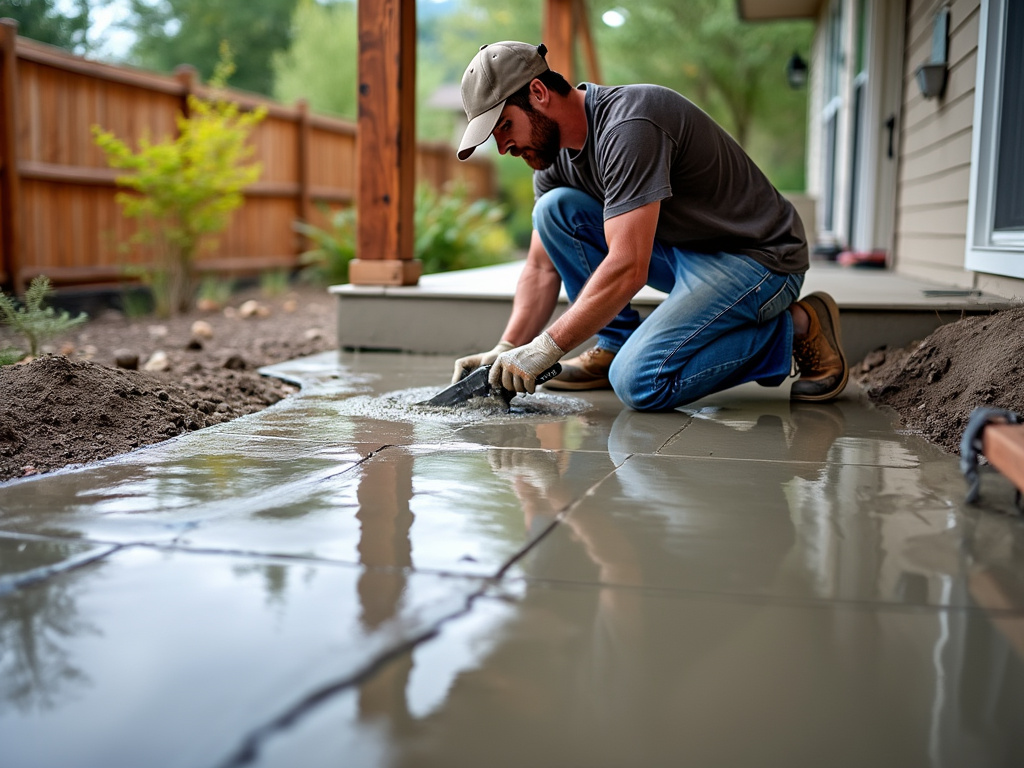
[490,332,564,394]
[451,340,515,384]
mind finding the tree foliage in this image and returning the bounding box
[125,0,298,95]
[93,45,266,315]
[272,0,358,117]
[271,0,456,141]
[0,0,91,53]
[592,0,812,188]
[427,0,810,189]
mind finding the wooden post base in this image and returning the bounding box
[348,259,423,287]
[984,423,1024,498]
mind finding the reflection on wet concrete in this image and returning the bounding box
[2,351,1024,766]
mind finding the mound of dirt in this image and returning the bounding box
[0,284,336,483]
[855,306,1024,454]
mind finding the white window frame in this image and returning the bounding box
[966,0,1024,278]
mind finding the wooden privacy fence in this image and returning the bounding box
[0,21,495,293]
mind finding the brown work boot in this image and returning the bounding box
[543,346,615,391]
[791,292,849,402]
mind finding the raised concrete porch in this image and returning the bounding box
[332,261,1016,363]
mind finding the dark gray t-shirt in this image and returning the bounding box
[534,83,808,274]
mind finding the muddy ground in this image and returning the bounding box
[1,284,1021,483]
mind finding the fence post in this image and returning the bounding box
[0,18,22,293]
[174,64,197,120]
[296,98,311,257]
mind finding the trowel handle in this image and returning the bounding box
[536,363,562,385]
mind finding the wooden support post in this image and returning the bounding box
[296,98,312,256]
[350,0,421,287]
[0,19,22,292]
[544,0,575,83]
[576,0,602,83]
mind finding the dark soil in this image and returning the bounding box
[854,306,1024,454]
[0,283,336,482]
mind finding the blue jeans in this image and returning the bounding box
[533,187,804,411]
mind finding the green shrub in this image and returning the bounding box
[92,43,265,315]
[0,276,87,361]
[260,268,292,297]
[413,183,513,274]
[196,274,236,308]
[295,183,513,285]
[0,347,24,366]
[294,206,356,286]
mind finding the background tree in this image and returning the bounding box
[592,0,812,189]
[0,0,91,53]
[272,0,357,117]
[125,0,298,96]
[272,0,457,140]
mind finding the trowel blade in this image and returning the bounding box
[419,365,495,407]
[418,363,562,409]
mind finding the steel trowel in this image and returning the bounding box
[418,363,562,410]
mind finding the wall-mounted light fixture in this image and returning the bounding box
[915,6,949,99]
[786,52,808,90]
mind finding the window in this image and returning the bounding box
[967,0,1024,277]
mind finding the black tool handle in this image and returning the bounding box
[536,363,562,385]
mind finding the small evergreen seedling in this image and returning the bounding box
[0,276,87,360]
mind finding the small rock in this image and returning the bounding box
[196,298,222,312]
[303,327,324,341]
[282,299,298,313]
[148,325,168,339]
[238,300,268,318]
[114,349,140,370]
[222,353,247,370]
[862,348,886,370]
[82,344,98,358]
[191,320,214,339]
[60,342,76,355]
[143,350,171,372]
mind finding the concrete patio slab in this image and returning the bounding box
[254,581,1024,768]
[0,546,484,768]
[2,349,1024,767]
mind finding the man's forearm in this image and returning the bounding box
[500,232,562,345]
[546,201,659,352]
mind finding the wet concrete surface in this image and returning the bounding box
[2,350,1024,767]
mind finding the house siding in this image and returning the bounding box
[894,0,978,283]
[894,0,989,287]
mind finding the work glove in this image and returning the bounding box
[490,332,564,394]
[451,340,515,384]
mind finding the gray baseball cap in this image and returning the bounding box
[457,41,549,161]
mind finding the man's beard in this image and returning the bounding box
[522,109,561,170]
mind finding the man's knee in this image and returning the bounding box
[610,357,714,412]
[532,187,600,231]
[609,359,675,412]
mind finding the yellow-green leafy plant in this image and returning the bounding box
[93,43,266,315]
[0,276,87,362]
